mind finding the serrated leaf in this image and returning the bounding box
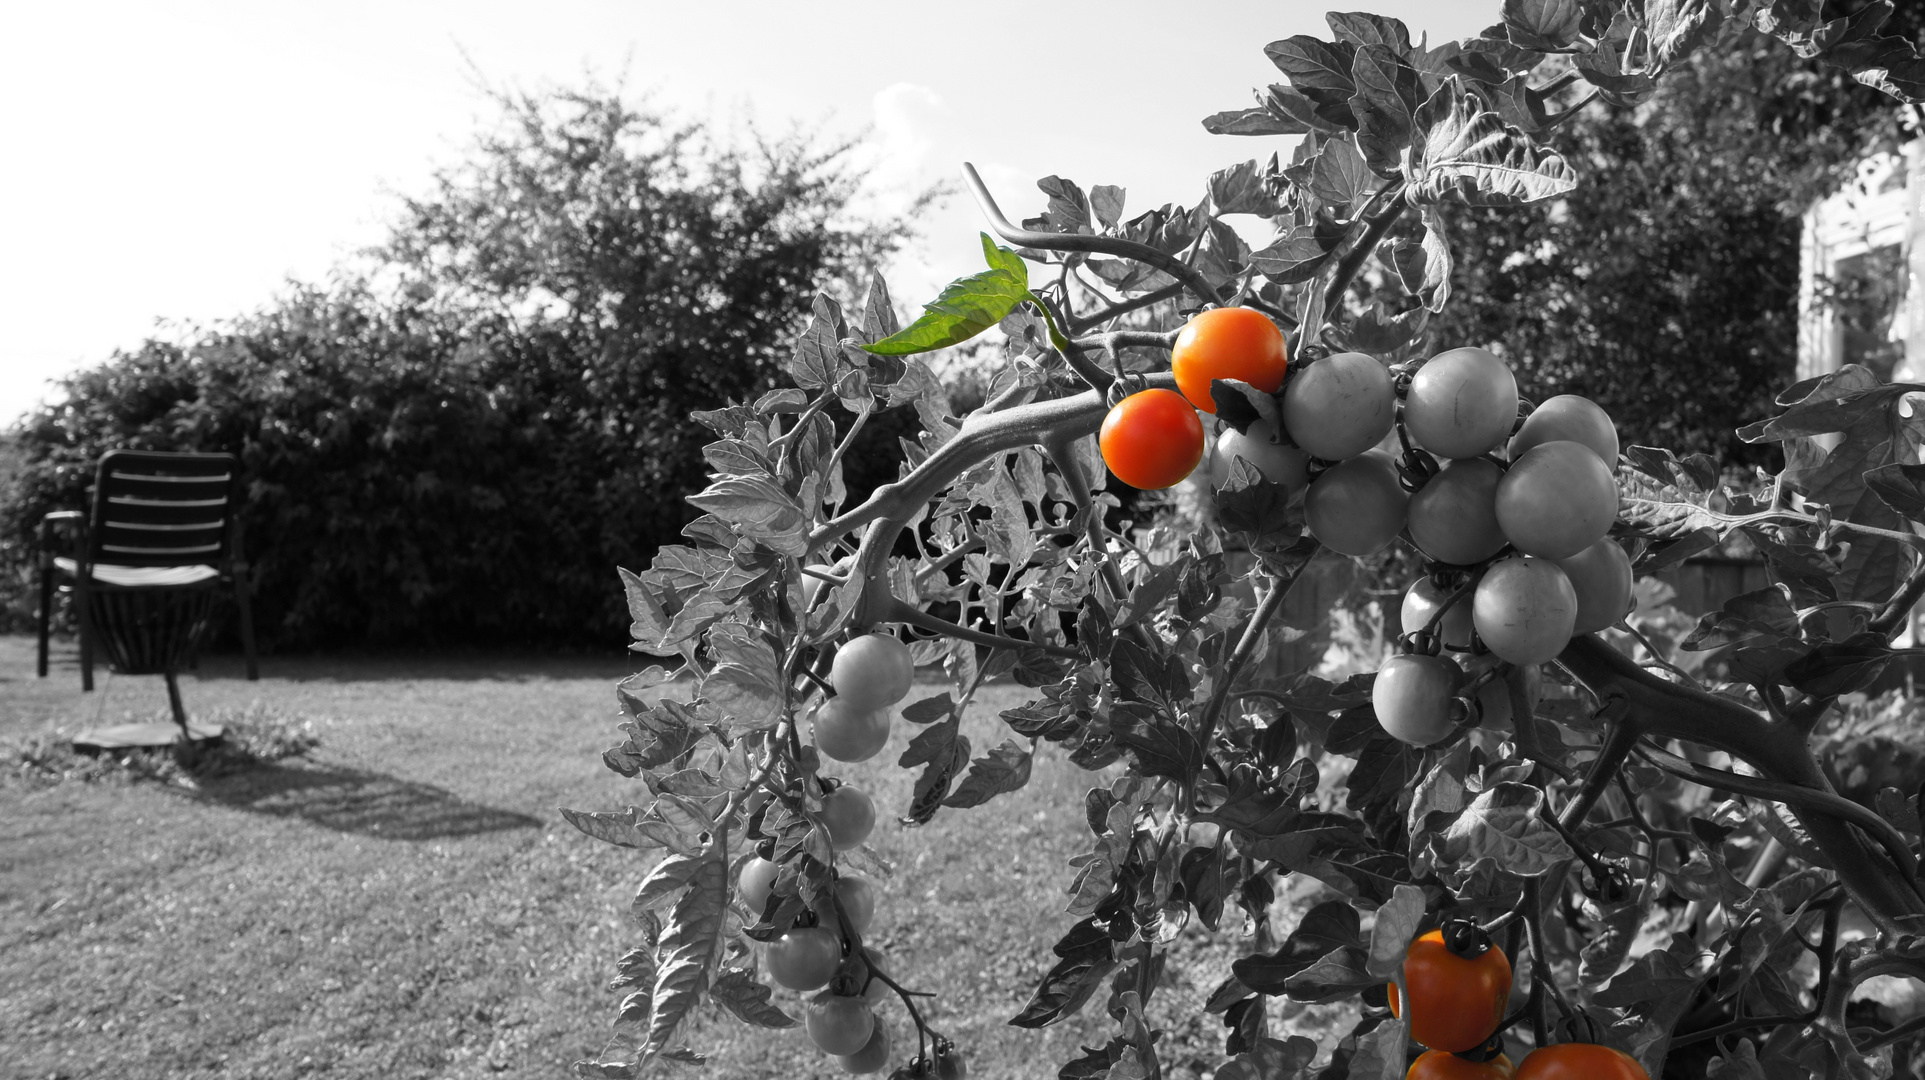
[709,967,795,1029]
[864,234,1030,356]
[641,853,727,1064]
[943,738,1034,809]
[1328,12,1413,53]
[1346,1018,1410,1080]
[1385,206,1452,311]
[1503,0,1583,50]
[1309,136,1377,216]
[1204,106,1312,137]
[1406,76,1577,207]
[1434,782,1572,876]
[1009,935,1117,1028]
[788,294,847,390]
[1349,43,1424,176]
[633,852,705,916]
[1214,1035,1321,1080]
[1232,901,1365,992]
[687,474,810,558]
[1367,885,1427,979]
[1646,0,1724,65]
[1784,632,1895,697]
[1251,221,1337,284]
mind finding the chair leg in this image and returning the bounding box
[35,566,52,678]
[76,575,94,693]
[235,572,259,681]
[164,671,189,736]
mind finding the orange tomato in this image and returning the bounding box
[1388,929,1512,1052]
[1407,1049,1516,1079]
[1171,307,1288,413]
[1100,388,1205,490]
[1514,1044,1648,1080]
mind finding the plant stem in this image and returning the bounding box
[1069,281,1186,335]
[1194,562,1311,768]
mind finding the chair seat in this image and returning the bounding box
[53,557,220,588]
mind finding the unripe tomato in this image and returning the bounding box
[1402,577,1474,652]
[1403,348,1518,460]
[1474,557,1578,667]
[830,634,915,711]
[1171,307,1288,413]
[1100,388,1207,489]
[1389,930,1512,1052]
[836,873,877,934]
[813,697,893,763]
[836,1018,892,1074]
[1495,441,1618,559]
[1509,394,1618,466]
[821,786,876,851]
[1373,654,1465,746]
[1514,1044,1648,1080]
[1407,1049,1516,1079]
[806,993,877,1056]
[1209,419,1311,489]
[739,855,780,916]
[1305,452,1408,556]
[1407,458,1508,567]
[1555,538,1634,634]
[768,926,843,991]
[1281,351,1396,461]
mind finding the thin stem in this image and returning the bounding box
[1070,281,1185,335]
[1194,564,1310,763]
[1669,1013,1814,1050]
[879,596,1079,659]
[1558,708,1638,830]
[1860,1013,1925,1052]
[1319,182,1408,315]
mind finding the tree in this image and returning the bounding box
[568,6,1925,1080]
[1,86,923,647]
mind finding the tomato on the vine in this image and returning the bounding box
[1514,1044,1648,1080]
[806,993,877,1056]
[830,633,915,711]
[821,785,877,850]
[1407,458,1507,567]
[1209,418,1310,489]
[1407,1049,1516,1080]
[814,697,892,763]
[1100,388,1206,490]
[835,1019,892,1074]
[1403,348,1518,460]
[836,873,877,934]
[1555,538,1633,635]
[768,925,843,991]
[1305,451,1408,556]
[1509,394,1618,466]
[1170,306,1287,413]
[933,1042,967,1080]
[738,855,780,916]
[1388,929,1512,1052]
[1373,654,1464,747]
[1473,556,1577,667]
[1494,440,1618,560]
[1281,350,1396,461]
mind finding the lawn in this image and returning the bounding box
[0,636,1346,1080]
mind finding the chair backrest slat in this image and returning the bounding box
[88,451,240,569]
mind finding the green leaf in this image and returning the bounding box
[1328,12,1413,54]
[1433,782,1573,876]
[1366,884,1427,979]
[1349,43,1425,176]
[865,235,1030,356]
[1309,136,1377,216]
[1204,106,1312,137]
[561,806,661,850]
[1682,586,1799,651]
[788,294,847,390]
[1009,929,1116,1028]
[1251,221,1338,284]
[642,852,727,1064]
[709,967,795,1029]
[1384,206,1452,311]
[632,852,705,916]
[1502,0,1583,50]
[1266,35,1359,103]
[1209,160,1278,216]
[1784,632,1895,697]
[1406,76,1578,207]
[1865,461,1925,521]
[1346,1019,1410,1080]
[943,738,1034,809]
[686,475,810,558]
[1646,0,1724,66]
[1232,900,1365,992]
[1213,1036,1320,1080]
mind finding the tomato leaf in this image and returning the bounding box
[1008,931,1117,1028]
[1783,632,1895,697]
[641,852,727,1065]
[708,967,795,1029]
[686,474,811,558]
[1366,884,1427,979]
[1345,1018,1410,1080]
[1501,0,1583,50]
[1406,76,1578,206]
[943,739,1034,809]
[1349,43,1425,176]
[863,235,1031,356]
[632,852,706,917]
[1213,1035,1320,1080]
[1433,782,1573,877]
[1232,900,1365,992]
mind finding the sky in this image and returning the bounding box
[0,0,1494,427]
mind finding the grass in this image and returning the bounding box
[0,636,1339,1079]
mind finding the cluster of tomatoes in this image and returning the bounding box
[1393,926,1649,1079]
[1098,306,1634,749]
[739,630,963,1077]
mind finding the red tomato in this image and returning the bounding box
[813,697,893,763]
[1388,929,1512,1052]
[1407,1049,1516,1079]
[738,855,779,916]
[1373,654,1465,747]
[836,874,877,934]
[1171,307,1288,413]
[767,926,842,991]
[1514,1044,1648,1080]
[1100,389,1206,490]
[821,786,877,851]
[1473,556,1578,667]
[806,993,877,1056]
[830,634,915,711]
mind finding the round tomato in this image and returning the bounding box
[836,873,877,934]
[1305,451,1408,557]
[1210,418,1311,489]
[830,634,915,711]
[1374,654,1465,747]
[768,926,843,991]
[1407,458,1508,567]
[739,855,780,916]
[1403,348,1518,460]
[1514,1044,1648,1080]
[1101,388,1206,490]
[1473,556,1578,667]
[934,1042,967,1080]
[821,786,877,851]
[1407,1049,1516,1080]
[1509,394,1618,466]
[1389,929,1513,1052]
[836,1019,892,1074]
[1555,538,1634,634]
[1402,577,1474,653]
[1171,307,1288,413]
[1495,441,1618,560]
[806,993,877,1056]
[814,697,893,763]
[1282,351,1397,461]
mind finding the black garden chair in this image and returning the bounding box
[35,450,259,740]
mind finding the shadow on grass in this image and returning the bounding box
[188,761,546,840]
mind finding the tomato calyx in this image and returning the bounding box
[1581,863,1634,905]
[1440,918,1495,960]
[1455,1032,1510,1064]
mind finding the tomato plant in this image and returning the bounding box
[1407,1049,1516,1079]
[1514,1043,1649,1080]
[566,7,1925,1079]
[812,697,892,763]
